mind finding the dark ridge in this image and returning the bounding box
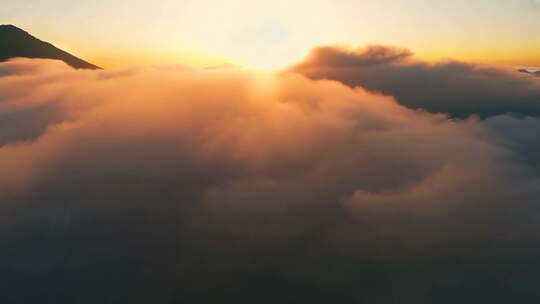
[0,24,100,69]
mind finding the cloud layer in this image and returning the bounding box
[2,58,540,303]
[291,45,540,118]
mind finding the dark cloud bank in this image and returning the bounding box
[1,58,540,303]
[291,45,540,118]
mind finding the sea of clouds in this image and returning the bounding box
[1,54,540,303]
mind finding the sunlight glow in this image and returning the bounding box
[2,0,540,68]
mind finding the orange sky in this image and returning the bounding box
[2,0,540,69]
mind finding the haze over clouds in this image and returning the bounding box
[1,57,540,303]
[291,45,540,118]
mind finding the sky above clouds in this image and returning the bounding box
[3,1,540,302]
[2,0,540,68]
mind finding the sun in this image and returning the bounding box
[166,0,348,70]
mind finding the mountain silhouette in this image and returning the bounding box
[0,24,100,69]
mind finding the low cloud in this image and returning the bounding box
[1,58,540,303]
[518,68,540,77]
[290,45,540,118]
